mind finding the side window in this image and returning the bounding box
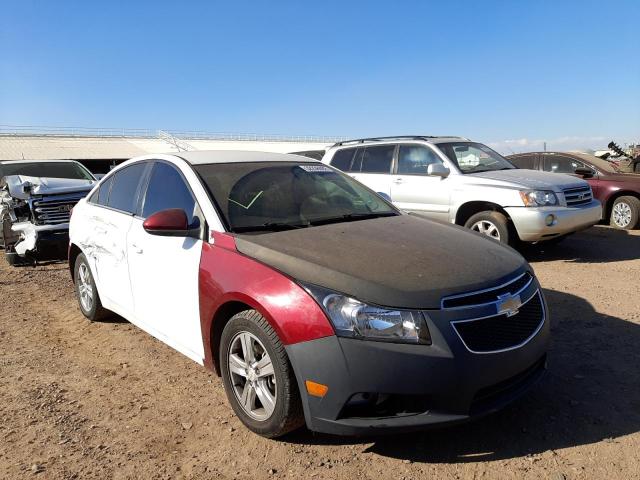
[142,162,197,224]
[511,155,536,169]
[360,145,394,174]
[397,145,442,175]
[330,148,357,171]
[95,175,114,206]
[543,156,582,174]
[107,163,147,213]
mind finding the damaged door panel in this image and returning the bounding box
[0,160,97,265]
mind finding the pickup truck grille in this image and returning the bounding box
[31,192,87,225]
[441,272,533,309]
[452,291,545,353]
[563,186,593,207]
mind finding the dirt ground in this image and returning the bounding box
[1,225,639,480]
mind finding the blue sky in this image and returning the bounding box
[1,0,638,152]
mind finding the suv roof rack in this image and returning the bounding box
[332,135,468,147]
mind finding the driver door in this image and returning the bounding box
[390,144,451,221]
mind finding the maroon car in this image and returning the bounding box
[508,152,640,230]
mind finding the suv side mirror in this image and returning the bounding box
[574,167,594,178]
[143,208,198,237]
[427,163,450,178]
[376,192,392,202]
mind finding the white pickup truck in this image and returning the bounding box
[322,136,602,246]
[0,160,97,265]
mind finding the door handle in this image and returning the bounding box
[130,244,143,254]
[392,178,404,184]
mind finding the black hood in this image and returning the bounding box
[234,215,528,309]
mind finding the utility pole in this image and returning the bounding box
[543,142,547,152]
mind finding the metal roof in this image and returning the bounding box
[0,135,333,161]
[0,136,148,160]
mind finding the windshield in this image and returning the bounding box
[436,142,516,174]
[194,161,398,233]
[0,161,95,180]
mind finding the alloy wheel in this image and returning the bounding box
[470,220,501,240]
[227,331,277,421]
[613,202,632,228]
[77,263,94,312]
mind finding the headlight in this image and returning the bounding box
[519,190,558,207]
[303,285,431,344]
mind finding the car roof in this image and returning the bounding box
[508,151,599,161]
[330,136,470,148]
[174,150,319,165]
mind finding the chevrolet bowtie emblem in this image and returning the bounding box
[497,293,522,317]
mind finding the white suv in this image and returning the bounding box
[322,136,602,245]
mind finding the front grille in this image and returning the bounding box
[563,185,593,207]
[32,192,87,225]
[452,291,544,353]
[442,272,533,309]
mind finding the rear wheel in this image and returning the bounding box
[464,211,512,245]
[610,196,640,230]
[220,310,304,438]
[74,253,110,321]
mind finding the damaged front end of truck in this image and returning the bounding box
[1,175,95,266]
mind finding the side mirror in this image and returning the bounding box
[427,163,450,178]
[574,167,594,178]
[143,208,196,237]
[376,192,392,202]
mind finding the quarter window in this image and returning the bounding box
[330,148,358,171]
[95,175,114,206]
[360,145,394,174]
[142,162,197,224]
[106,163,146,214]
[397,145,442,175]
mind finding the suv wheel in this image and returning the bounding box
[220,310,304,438]
[465,211,511,244]
[74,253,110,321]
[610,196,640,230]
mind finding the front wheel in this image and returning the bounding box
[464,211,512,245]
[610,196,640,230]
[220,310,304,438]
[74,253,111,321]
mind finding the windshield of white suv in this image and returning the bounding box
[194,161,399,233]
[436,142,516,174]
[0,161,95,180]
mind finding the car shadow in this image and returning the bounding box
[521,225,640,263]
[285,288,640,463]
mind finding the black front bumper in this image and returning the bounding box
[10,229,69,260]
[286,284,549,436]
[34,230,69,258]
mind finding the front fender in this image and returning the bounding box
[198,234,335,372]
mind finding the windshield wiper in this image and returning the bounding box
[234,222,310,233]
[309,211,397,226]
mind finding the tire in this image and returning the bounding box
[610,196,640,230]
[74,253,110,321]
[220,310,304,438]
[464,211,512,245]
